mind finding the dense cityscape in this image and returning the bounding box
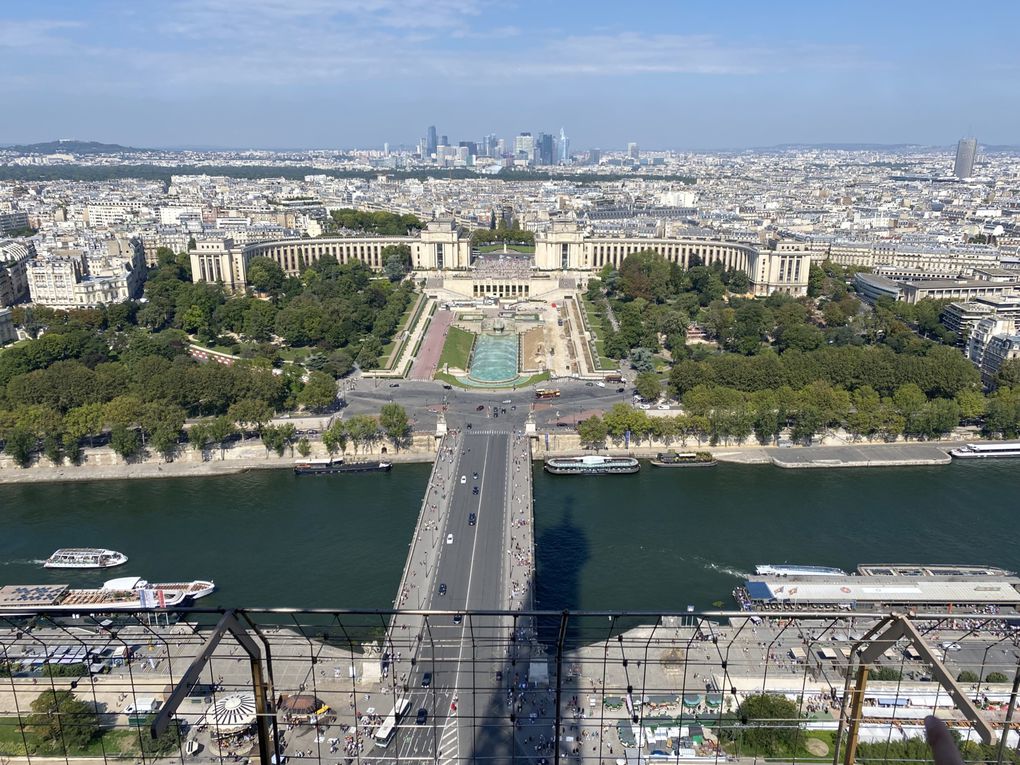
[3,2,1020,764]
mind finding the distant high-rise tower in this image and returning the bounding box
[426,125,438,156]
[589,148,601,165]
[536,132,555,165]
[559,128,570,163]
[627,142,639,160]
[514,132,535,161]
[954,137,977,179]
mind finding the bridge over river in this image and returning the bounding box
[381,429,540,763]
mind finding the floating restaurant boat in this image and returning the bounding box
[754,564,848,577]
[43,548,128,569]
[293,458,392,475]
[948,442,1020,459]
[0,577,216,613]
[650,451,717,468]
[543,455,640,475]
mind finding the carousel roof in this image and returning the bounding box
[208,693,257,735]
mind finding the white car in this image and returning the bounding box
[657,403,670,410]
[596,381,605,387]
[460,475,466,484]
[446,534,454,545]
[637,403,651,410]
[941,642,962,651]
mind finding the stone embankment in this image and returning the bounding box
[0,433,438,484]
[532,432,963,468]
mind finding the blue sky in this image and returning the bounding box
[2,0,1018,150]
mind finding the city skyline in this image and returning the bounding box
[1,0,1018,150]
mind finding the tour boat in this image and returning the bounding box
[0,577,216,613]
[43,548,128,569]
[543,455,640,475]
[754,564,848,577]
[650,451,717,468]
[948,442,1020,459]
[294,458,392,475]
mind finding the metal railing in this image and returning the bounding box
[1,608,1018,765]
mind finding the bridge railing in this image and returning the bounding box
[0,608,1017,765]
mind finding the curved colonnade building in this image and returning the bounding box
[189,219,812,297]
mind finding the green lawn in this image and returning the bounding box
[437,326,475,372]
[0,718,141,756]
[581,295,616,368]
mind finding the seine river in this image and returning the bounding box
[0,460,1015,612]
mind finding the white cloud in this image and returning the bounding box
[0,19,82,49]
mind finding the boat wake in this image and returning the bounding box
[0,559,48,566]
[699,559,750,580]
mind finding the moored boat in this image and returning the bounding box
[0,577,216,613]
[650,451,717,467]
[754,564,848,577]
[44,548,128,569]
[948,442,1020,459]
[544,455,640,475]
[294,458,392,475]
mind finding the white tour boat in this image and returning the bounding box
[0,577,216,612]
[948,442,1020,459]
[43,548,128,569]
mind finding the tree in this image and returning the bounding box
[323,419,348,456]
[629,347,655,373]
[206,415,237,459]
[726,694,801,757]
[109,424,141,461]
[382,244,413,282]
[27,689,100,751]
[4,425,35,467]
[345,415,379,454]
[138,714,183,757]
[957,670,979,683]
[246,257,285,295]
[577,416,608,449]
[298,371,337,411]
[188,421,211,461]
[297,437,312,458]
[634,371,662,401]
[228,398,274,435]
[356,335,384,369]
[379,403,410,450]
[996,359,1020,390]
[260,425,286,457]
[986,672,1009,683]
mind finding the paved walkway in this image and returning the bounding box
[410,309,454,381]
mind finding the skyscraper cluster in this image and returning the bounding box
[418,124,578,166]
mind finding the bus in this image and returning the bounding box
[374,696,410,748]
[603,373,624,383]
[535,389,561,399]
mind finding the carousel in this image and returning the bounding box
[204,692,259,756]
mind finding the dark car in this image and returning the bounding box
[585,382,594,387]
[388,383,400,387]
[472,486,479,495]
[616,387,625,393]
[472,472,478,480]
[453,614,463,624]
[415,708,427,725]
[438,583,447,596]
[496,670,503,682]
[421,672,432,688]
[442,384,452,389]
[469,513,477,525]
[476,404,485,411]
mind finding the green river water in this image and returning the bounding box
[0,460,1013,612]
